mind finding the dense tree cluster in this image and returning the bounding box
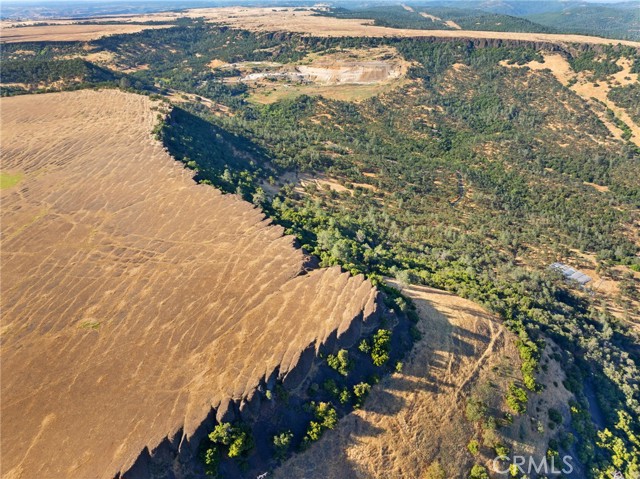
[320,5,554,34]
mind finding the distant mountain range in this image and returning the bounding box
[2,0,639,41]
[328,0,640,40]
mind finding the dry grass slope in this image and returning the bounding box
[275,282,519,479]
[0,90,378,479]
[502,53,640,146]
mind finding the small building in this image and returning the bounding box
[550,262,592,286]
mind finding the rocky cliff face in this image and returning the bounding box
[0,90,380,479]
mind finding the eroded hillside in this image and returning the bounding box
[0,90,380,479]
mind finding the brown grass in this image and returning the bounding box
[0,90,379,479]
[249,79,412,104]
[0,23,171,43]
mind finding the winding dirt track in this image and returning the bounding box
[0,90,378,479]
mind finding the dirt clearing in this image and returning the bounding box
[240,46,411,104]
[0,90,379,479]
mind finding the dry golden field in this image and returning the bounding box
[0,23,171,43]
[0,90,379,479]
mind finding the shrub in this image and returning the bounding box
[469,464,489,479]
[327,349,352,376]
[208,422,254,459]
[304,402,338,443]
[495,443,510,457]
[548,407,563,425]
[395,268,418,286]
[484,416,497,431]
[406,307,420,323]
[468,439,480,455]
[516,339,540,391]
[425,461,447,479]
[228,431,252,458]
[560,432,575,450]
[209,423,234,445]
[275,383,289,401]
[394,296,408,312]
[409,325,422,341]
[466,397,488,422]
[273,430,293,458]
[353,382,372,407]
[323,379,340,397]
[202,446,219,477]
[304,421,324,442]
[371,329,392,366]
[506,383,528,414]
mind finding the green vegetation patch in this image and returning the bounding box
[609,83,640,126]
[1,58,117,86]
[0,172,23,190]
[303,401,338,444]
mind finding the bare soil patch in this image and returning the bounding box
[240,46,410,104]
[445,20,463,30]
[584,181,610,192]
[420,12,442,22]
[0,90,378,479]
